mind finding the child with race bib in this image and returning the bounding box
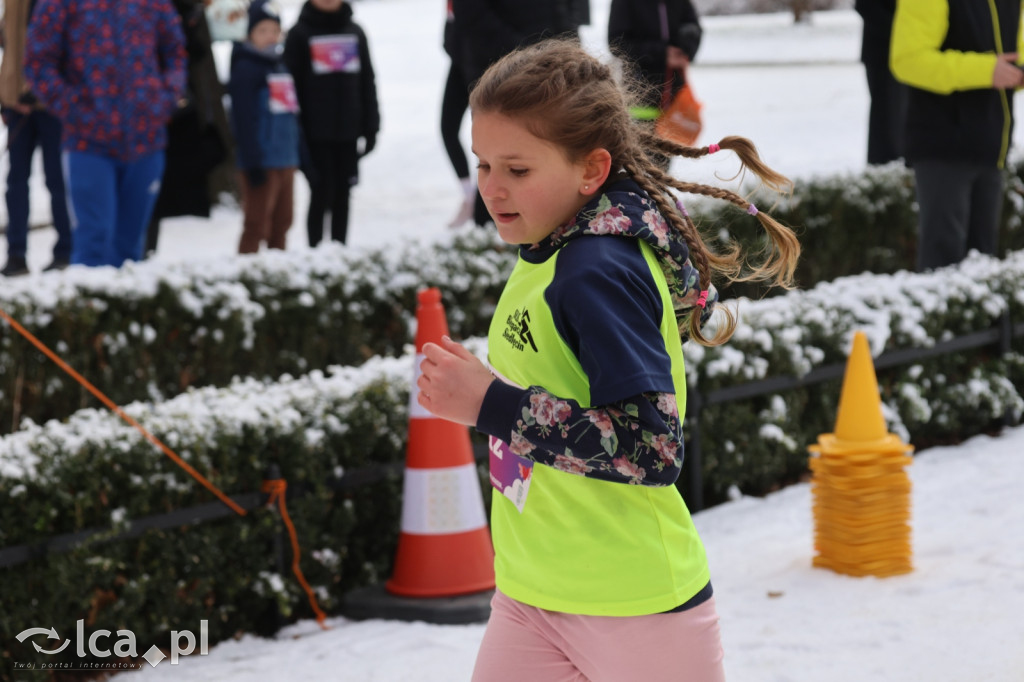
[228,0,299,254]
[283,0,380,246]
[416,39,800,682]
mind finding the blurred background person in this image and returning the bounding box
[451,0,585,227]
[145,0,233,258]
[608,0,702,170]
[229,0,299,254]
[855,0,906,165]
[451,0,583,87]
[890,0,1024,271]
[442,0,591,228]
[0,0,72,276]
[25,0,186,268]
[440,0,487,228]
[284,0,380,246]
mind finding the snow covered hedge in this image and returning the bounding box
[0,356,421,667]
[686,249,1024,502]
[2,251,1024,667]
[3,158,1023,436]
[0,229,513,436]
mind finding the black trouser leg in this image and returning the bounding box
[863,53,908,165]
[307,143,339,247]
[914,160,1002,271]
[329,141,359,244]
[441,62,470,180]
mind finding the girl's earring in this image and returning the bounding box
[583,185,590,192]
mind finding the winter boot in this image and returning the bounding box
[1,256,29,277]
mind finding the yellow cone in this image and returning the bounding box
[833,331,888,442]
[808,329,914,578]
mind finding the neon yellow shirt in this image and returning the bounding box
[486,232,710,617]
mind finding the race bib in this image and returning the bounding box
[489,435,533,514]
[310,35,361,74]
[267,73,299,113]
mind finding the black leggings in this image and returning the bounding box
[440,61,491,226]
[307,140,358,246]
[441,61,471,179]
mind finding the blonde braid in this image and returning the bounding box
[630,158,740,343]
[638,132,793,195]
[668,180,799,287]
[638,129,712,161]
[633,130,800,288]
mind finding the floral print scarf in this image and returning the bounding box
[536,180,717,341]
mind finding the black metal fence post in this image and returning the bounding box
[999,311,1015,427]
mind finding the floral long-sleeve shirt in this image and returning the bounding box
[479,382,684,487]
[477,178,716,488]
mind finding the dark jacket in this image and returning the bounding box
[891,0,1021,167]
[854,0,897,63]
[228,42,300,170]
[154,0,231,219]
[282,1,380,144]
[451,0,581,85]
[25,0,187,162]
[608,0,702,108]
[443,1,458,59]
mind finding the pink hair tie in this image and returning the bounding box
[696,289,709,309]
[747,203,759,216]
[707,143,721,154]
[675,198,689,217]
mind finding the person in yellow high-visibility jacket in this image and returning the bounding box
[890,0,1024,271]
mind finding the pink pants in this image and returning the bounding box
[471,590,726,682]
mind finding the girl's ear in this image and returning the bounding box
[580,148,612,195]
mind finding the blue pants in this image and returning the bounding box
[65,150,165,267]
[3,108,72,261]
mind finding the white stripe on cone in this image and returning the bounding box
[400,464,488,535]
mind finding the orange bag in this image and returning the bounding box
[655,68,702,147]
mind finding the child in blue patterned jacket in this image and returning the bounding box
[228,0,300,254]
[416,39,800,681]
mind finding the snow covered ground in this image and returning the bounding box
[118,425,1024,682]
[3,1,1024,680]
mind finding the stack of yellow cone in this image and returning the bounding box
[808,331,914,577]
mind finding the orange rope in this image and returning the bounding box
[3,307,331,626]
[262,479,330,629]
[0,306,246,517]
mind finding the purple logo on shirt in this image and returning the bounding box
[489,435,533,513]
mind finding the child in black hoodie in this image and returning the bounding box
[283,0,380,246]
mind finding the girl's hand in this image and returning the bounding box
[417,336,494,426]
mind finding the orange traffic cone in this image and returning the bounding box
[808,331,914,577]
[385,287,495,597]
